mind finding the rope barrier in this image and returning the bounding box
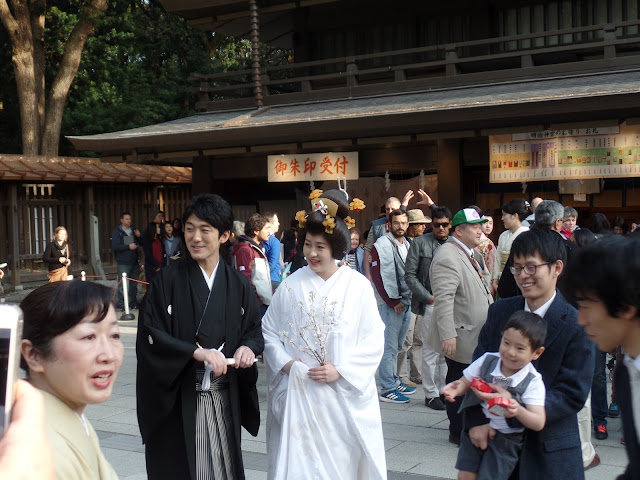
[79,270,149,286]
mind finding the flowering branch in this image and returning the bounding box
[279,287,338,365]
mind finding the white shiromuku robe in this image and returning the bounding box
[263,265,387,480]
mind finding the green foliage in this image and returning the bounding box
[0,0,292,155]
[60,0,217,154]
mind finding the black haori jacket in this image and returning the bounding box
[136,257,264,480]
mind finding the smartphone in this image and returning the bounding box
[0,305,23,437]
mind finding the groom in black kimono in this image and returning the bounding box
[136,193,264,480]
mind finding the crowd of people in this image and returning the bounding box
[1,187,640,480]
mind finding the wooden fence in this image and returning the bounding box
[0,182,193,283]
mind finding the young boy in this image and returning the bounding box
[561,235,640,479]
[465,229,592,480]
[443,311,546,480]
[560,206,579,240]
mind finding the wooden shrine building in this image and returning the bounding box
[0,155,192,285]
[68,0,640,231]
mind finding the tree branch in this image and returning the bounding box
[41,0,107,155]
[0,0,18,43]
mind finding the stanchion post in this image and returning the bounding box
[120,272,135,320]
[81,271,86,282]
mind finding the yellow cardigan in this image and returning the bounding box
[41,390,119,480]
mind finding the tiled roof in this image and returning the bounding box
[0,155,191,183]
[67,69,640,154]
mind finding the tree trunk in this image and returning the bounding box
[41,0,108,156]
[0,0,107,156]
[30,0,46,145]
[0,0,39,155]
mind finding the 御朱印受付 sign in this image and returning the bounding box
[268,152,358,182]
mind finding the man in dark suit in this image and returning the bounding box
[466,228,594,480]
[561,235,640,480]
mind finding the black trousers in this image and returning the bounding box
[445,357,469,439]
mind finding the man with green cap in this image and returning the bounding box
[428,208,494,444]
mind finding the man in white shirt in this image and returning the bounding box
[561,235,640,480]
[466,228,593,480]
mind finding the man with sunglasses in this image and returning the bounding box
[464,228,594,480]
[405,206,453,411]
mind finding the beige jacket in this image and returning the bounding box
[41,390,119,480]
[428,240,493,364]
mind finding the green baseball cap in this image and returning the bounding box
[451,208,488,227]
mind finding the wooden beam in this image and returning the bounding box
[357,135,413,145]
[416,131,476,141]
[8,185,20,287]
[250,143,298,153]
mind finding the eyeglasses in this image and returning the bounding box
[392,221,408,227]
[509,263,552,276]
[433,222,450,228]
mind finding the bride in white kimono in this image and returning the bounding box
[262,189,387,480]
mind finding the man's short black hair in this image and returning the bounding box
[511,228,567,265]
[431,206,452,221]
[245,213,269,237]
[388,209,407,223]
[182,194,233,234]
[121,211,131,218]
[561,236,640,319]
[502,311,547,351]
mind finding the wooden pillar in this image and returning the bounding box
[74,188,84,265]
[192,155,212,196]
[8,184,20,287]
[436,139,463,212]
[84,186,95,275]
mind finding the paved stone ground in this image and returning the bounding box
[1,285,628,479]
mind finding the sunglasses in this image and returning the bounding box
[433,222,450,228]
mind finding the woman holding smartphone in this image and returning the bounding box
[20,281,122,479]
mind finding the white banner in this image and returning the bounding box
[490,124,640,183]
[268,152,358,182]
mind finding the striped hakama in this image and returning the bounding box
[195,369,244,480]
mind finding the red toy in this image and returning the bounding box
[488,397,511,416]
[471,377,493,393]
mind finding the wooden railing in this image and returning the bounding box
[191,19,640,111]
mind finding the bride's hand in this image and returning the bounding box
[308,362,341,383]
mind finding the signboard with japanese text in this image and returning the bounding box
[489,124,640,183]
[267,152,358,182]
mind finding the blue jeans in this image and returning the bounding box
[116,263,139,309]
[378,303,412,392]
[591,347,608,426]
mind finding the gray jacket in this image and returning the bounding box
[372,232,412,307]
[404,232,443,315]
